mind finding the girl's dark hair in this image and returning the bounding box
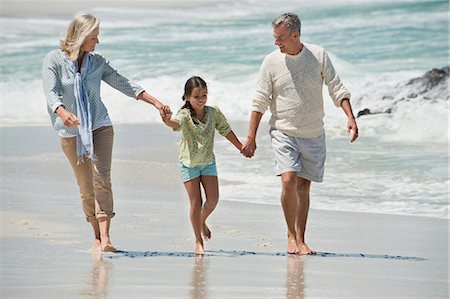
[181,76,207,124]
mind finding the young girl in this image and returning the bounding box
[161,76,242,254]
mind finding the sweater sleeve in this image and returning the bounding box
[214,106,232,136]
[100,56,145,99]
[322,50,351,107]
[251,55,273,114]
[42,51,64,113]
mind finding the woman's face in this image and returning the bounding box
[81,27,100,53]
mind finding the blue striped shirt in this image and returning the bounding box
[42,49,144,136]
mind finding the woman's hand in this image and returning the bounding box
[160,105,172,123]
[56,106,80,127]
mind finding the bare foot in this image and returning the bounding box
[91,239,101,252]
[100,237,117,252]
[287,239,299,254]
[202,223,211,241]
[195,241,204,255]
[297,243,316,255]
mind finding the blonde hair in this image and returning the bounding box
[60,14,99,61]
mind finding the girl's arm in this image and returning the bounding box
[160,106,180,129]
[224,130,243,152]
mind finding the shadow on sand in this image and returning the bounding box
[105,250,426,261]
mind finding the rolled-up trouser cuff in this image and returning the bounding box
[85,212,115,222]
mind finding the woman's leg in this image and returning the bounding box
[92,126,115,252]
[61,137,99,249]
[199,176,219,240]
[183,177,204,254]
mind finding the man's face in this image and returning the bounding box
[273,23,299,54]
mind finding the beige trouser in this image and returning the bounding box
[60,126,115,222]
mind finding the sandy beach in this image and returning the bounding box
[1,123,448,298]
[1,0,449,297]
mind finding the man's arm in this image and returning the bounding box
[242,111,264,157]
[340,99,359,142]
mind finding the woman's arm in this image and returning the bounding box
[138,91,165,110]
[160,106,180,129]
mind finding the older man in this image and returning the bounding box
[242,12,359,255]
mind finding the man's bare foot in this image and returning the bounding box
[297,243,316,255]
[201,223,211,241]
[287,239,299,254]
[100,237,117,252]
[91,239,101,252]
[195,241,204,255]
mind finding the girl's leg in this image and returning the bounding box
[183,177,204,254]
[199,176,219,240]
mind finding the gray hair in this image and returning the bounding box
[272,13,301,34]
[60,14,99,61]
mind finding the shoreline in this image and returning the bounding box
[0,123,447,220]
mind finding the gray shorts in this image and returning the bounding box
[270,128,326,182]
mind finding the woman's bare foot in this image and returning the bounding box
[91,239,101,252]
[201,223,211,241]
[195,241,205,255]
[297,243,316,255]
[100,237,116,252]
[287,239,299,254]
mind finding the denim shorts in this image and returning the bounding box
[178,161,218,182]
[270,128,326,182]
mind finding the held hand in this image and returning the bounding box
[57,106,80,128]
[242,137,257,158]
[347,117,359,143]
[159,105,172,122]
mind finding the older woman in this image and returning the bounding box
[42,14,168,252]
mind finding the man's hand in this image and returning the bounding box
[348,117,359,143]
[242,137,257,158]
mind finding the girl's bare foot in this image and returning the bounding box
[297,243,316,255]
[287,239,299,254]
[195,241,204,255]
[201,223,211,241]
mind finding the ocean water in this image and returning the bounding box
[0,0,448,218]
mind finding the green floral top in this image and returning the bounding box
[174,105,231,167]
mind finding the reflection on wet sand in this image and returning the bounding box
[286,256,305,299]
[190,255,208,299]
[83,253,112,299]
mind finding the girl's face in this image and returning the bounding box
[81,27,100,53]
[187,87,208,111]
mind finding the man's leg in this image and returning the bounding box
[296,177,315,254]
[281,171,299,254]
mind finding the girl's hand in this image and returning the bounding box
[160,105,172,122]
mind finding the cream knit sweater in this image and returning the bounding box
[252,43,350,138]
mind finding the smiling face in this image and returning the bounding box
[187,87,208,112]
[273,23,301,55]
[80,27,100,53]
